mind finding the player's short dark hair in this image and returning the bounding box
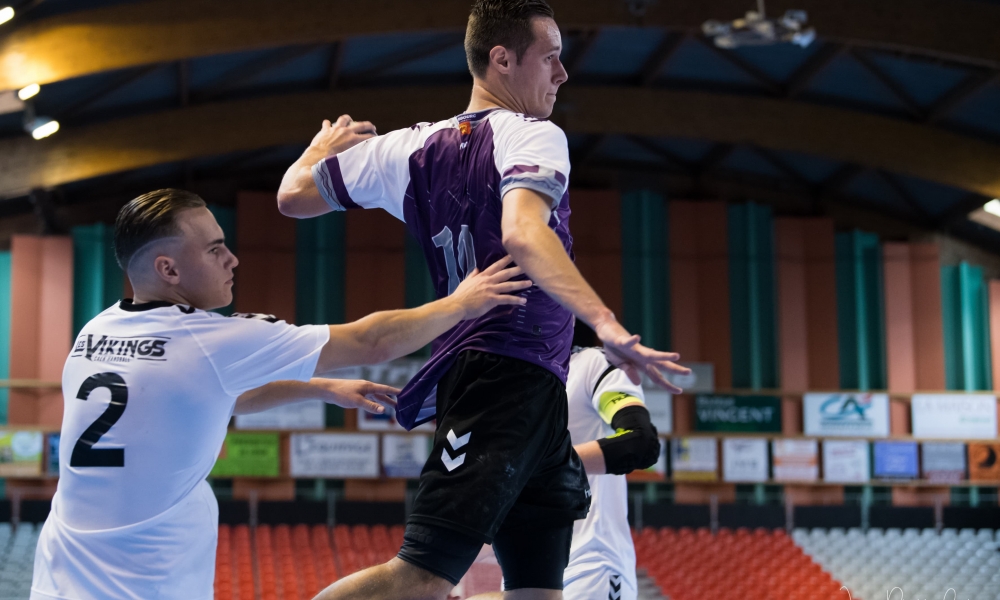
[465,0,555,79]
[114,188,207,270]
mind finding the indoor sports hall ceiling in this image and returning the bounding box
[0,0,998,249]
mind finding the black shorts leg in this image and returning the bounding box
[492,521,574,590]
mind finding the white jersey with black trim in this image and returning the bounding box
[563,347,642,600]
[31,300,329,600]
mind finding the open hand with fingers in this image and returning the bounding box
[309,378,399,414]
[309,114,378,157]
[595,319,691,393]
[450,255,533,319]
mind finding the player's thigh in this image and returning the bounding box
[492,522,574,591]
[563,569,636,600]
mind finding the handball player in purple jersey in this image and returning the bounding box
[278,2,689,598]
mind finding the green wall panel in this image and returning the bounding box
[621,190,669,350]
[405,231,435,309]
[0,252,9,425]
[208,204,237,316]
[72,223,124,337]
[942,262,993,391]
[295,213,346,428]
[728,203,778,389]
[835,230,887,390]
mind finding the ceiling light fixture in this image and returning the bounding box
[27,117,59,140]
[983,199,1000,218]
[703,0,815,49]
[0,6,14,25]
[18,83,40,101]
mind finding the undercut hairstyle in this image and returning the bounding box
[114,188,206,270]
[465,0,555,79]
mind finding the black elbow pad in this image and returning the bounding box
[596,405,660,475]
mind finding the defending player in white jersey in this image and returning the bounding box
[30,188,530,600]
[563,346,660,600]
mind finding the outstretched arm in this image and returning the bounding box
[501,189,689,391]
[234,378,399,415]
[314,256,531,374]
[277,115,377,218]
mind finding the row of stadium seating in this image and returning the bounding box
[214,524,404,600]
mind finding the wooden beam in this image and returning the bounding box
[850,48,923,119]
[2,86,1000,199]
[2,0,1000,90]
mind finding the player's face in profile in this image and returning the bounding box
[172,207,239,310]
[509,17,567,118]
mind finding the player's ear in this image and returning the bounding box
[152,255,181,285]
[489,45,511,74]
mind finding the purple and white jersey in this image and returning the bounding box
[312,108,573,429]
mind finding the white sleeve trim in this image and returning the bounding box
[311,160,347,212]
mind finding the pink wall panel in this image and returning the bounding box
[235,191,297,323]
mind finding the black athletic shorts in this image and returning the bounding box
[398,350,591,586]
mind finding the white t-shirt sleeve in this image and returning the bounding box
[588,351,646,418]
[311,125,428,222]
[184,313,331,397]
[492,114,571,209]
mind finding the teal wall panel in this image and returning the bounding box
[405,232,435,309]
[296,213,346,326]
[296,213,346,427]
[0,252,9,425]
[942,262,993,391]
[72,223,124,337]
[728,203,779,389]
[621,190,669,350]
[835,230,887,390]
[208,204,237,316]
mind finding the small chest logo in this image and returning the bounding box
[71,334,169,363]
[458,121,472,136]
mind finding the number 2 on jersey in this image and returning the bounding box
[70,373,128,467]
[432,224,476,295]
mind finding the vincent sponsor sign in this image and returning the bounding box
[211,432,280,477]
[723,438,769,482]
[772,439,818,482]
[695,395,781,432]
[822,440,870,483]
[911,394,997,439]
[803,393,890,438]
[0,431,43,476]
[290,433,379,478]
[671,437,718,481]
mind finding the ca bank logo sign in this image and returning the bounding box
[820,394,873,422]
[805,393,890,437]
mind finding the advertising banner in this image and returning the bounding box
[0,431,43,476]
[643,390,673,434]
[382,434,430,478]
[911,394,997,439]
[694,395,781,432]
[671,437,718,481]
[290,433,379,478]
[803,393,890,438]
[921,442,966,483]
[967,443,1000,482]
[873,441,919,480]
[234,400,326,430]
[722,438,769,482]
[772,439,818,482]
[47,433,60,475]
[822,440,870,483]
[210,432,280,477]
[662,363,715,394]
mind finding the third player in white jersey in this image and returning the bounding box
[564,347,662,600]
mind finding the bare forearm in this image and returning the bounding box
[575,440,607,475]
[277,146,328,215]
[504,221,614,329]
[318,298,464,372]
[234,380,317,415]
